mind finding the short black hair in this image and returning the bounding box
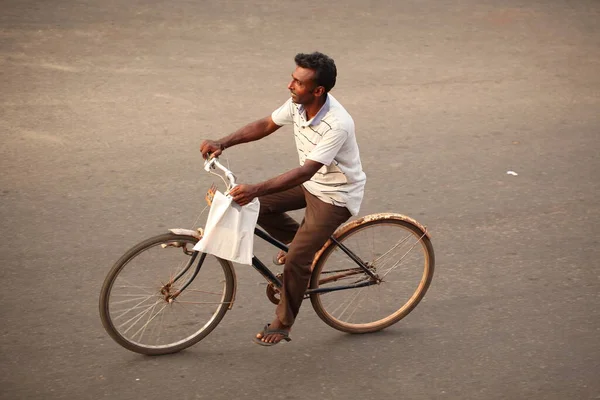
[294,52,337,93]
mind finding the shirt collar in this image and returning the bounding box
[297,95,330,127]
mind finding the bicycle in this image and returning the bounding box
[99,157,435,355]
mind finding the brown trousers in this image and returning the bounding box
[257,185,351,326]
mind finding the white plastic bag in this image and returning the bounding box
[193,190,259,265]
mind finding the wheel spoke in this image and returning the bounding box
[372,233,412,264]
[380,235,426,279]
[114,278,155,295]
[113,297,158,319]
[177,289,225,295]
[112,288,158,293]
[345,288,366,322]
[120,300,162,332]
[132,303,168,342]
[335,286,364,320]
[111,294,155,305]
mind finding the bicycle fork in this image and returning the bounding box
[159,243,206,302]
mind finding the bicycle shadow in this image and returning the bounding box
[116,347,231,370]
[111,324,425,370]
[321,326,422,346]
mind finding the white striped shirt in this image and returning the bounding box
[271,94,366,215]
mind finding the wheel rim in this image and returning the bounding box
[312,221,432,329]
[105,237,230,350]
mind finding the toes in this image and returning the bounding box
[262,334,281,344]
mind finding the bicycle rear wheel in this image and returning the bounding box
[309,217,434,333]
[99,233,235,355]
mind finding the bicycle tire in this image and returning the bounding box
[99,233,235,355]
[309,217,434,333]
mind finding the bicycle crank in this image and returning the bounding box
[266,274,283,305]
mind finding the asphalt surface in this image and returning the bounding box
[1,1,599,399]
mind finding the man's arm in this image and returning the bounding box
[200,116,281,159]
[228,160,323,206]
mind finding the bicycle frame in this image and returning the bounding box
[252,227,380,295]
[168,224,379,303]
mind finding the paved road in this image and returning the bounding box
[1,1,599,399]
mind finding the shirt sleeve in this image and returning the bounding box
[271,98,294,126]
[306,128,348,166]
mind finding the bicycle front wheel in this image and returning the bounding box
[99,233,235,355]
[310,217,434,333]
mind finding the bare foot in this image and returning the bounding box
[256,318,291,344]
[273,250,287,265]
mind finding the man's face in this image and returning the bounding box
[287,66,319,104]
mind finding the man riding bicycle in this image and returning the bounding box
[200,51,366,346]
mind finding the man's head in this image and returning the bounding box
[288,52,337,105]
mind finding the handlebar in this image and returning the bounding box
[204,156,237,188]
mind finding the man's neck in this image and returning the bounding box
[303,95,327,121]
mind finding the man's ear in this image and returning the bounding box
[313,86,326,97]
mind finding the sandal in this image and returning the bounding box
[253,324,292,347]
